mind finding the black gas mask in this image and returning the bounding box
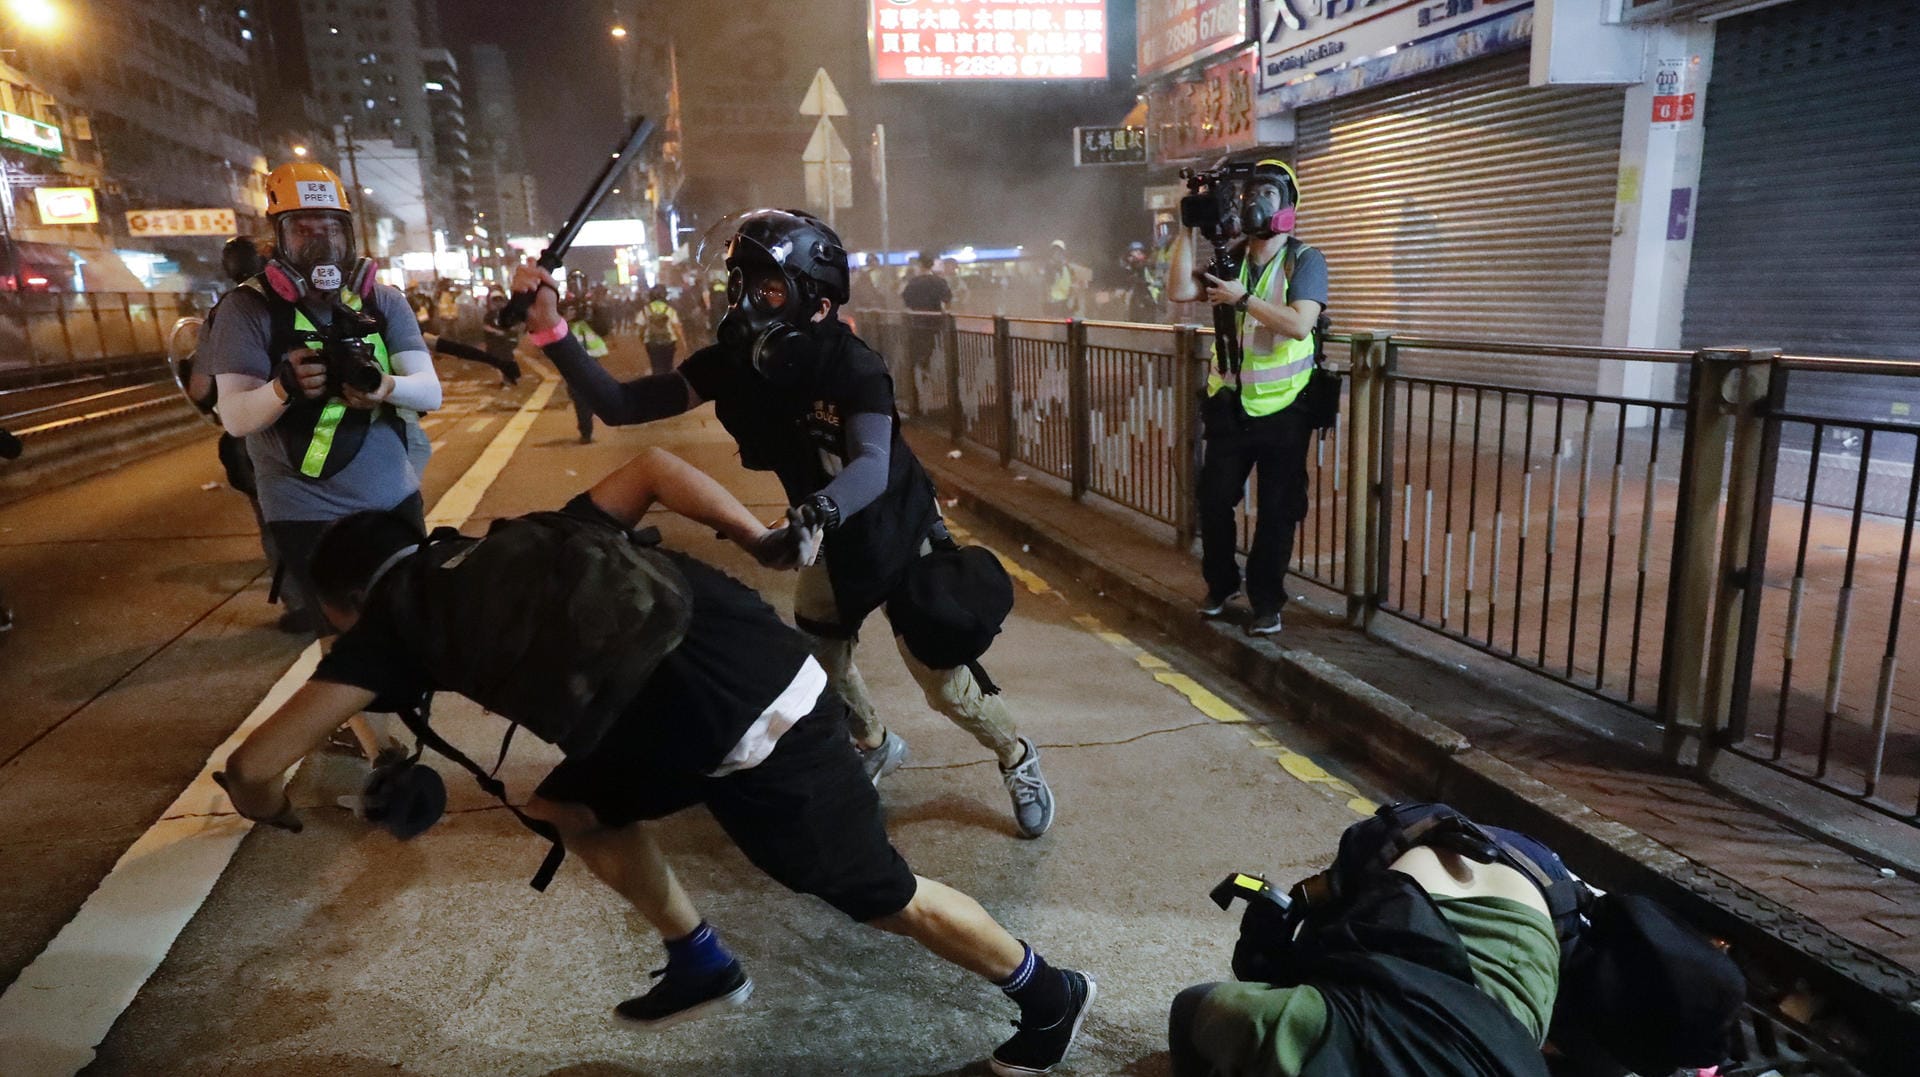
[717,256,819,387]
[1239,180,1296,241]
[710,210,850,387]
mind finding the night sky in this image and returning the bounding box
[437,1,1146,265]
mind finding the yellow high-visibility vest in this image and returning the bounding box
[1207,246,1314,418]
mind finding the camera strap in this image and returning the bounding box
[396,696,568,892]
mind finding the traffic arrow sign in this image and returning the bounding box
[798,67,848,117]
[801,115,851,164]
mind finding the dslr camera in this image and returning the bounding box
[307,298,386,396]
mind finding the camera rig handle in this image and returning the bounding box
[1211,872,1293,914]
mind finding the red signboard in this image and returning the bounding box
[1138,0,1251,81]
[1650,92,1696,123]
[869,0,1109,82]
[1147,47,1258,165]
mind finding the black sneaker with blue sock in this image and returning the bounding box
[989,943,1096,1076]
[615,921,754,1028]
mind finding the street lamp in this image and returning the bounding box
[292,144,309,158]
[609,24,628,39]
[6,0,59,31]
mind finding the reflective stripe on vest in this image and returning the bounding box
[1208,245,1316,418]
[572,319,609,357]
[292,291,394,479]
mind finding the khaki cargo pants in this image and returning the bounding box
[792,550,1023,767]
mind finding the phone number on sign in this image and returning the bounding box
[903,54,1088,78]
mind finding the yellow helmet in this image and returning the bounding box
[265,161,353,216]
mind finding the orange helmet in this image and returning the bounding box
[265,161,352,216]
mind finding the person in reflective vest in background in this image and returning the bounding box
[565,295,611,444]
[1168,160,1329,638]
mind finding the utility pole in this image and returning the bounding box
[872,123,891,259]
[341,118,375,257]
[0,155,23,293]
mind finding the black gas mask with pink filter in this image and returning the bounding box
[1239,178,1297,241]
[715,210,850,388]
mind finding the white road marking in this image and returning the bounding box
[0,377,558,1074]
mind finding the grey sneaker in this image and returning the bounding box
[1198,588,1240,618]
[1001,737,1056,838]
[859,728,910,786]
[1246,610,1284,636]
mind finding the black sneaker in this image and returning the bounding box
[1246,610,1284,636]
[1198,588,1240,618]
[615,960,753,1029]
[989,969,1096,1076]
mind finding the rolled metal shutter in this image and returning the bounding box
[1295,52,1626,393]
[1682,0,1920,424]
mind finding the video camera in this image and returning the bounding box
[1211,871,1304,984]
[305,298,386,397]
[1179,162,1265,248]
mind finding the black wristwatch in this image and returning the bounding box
[806,492,842,531]
[1234,293,1253,313]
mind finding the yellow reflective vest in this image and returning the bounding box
[291,290,397,478]
[1207,245,1315,418]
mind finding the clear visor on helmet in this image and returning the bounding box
[726,265,791,313]
[277,210,354,274]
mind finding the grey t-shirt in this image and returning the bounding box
[198,281,429,523]
[1250,243,1328,308]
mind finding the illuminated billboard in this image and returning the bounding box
[870,0,1108,82]
[34,186,98,225]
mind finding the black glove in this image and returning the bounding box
[748,526,806,570]
[792,492,841,532]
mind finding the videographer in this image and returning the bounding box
[521,209,1059,841]
[1168,160,1327,637]
[197,162,440,730]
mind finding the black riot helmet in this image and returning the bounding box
[716,209,850,385]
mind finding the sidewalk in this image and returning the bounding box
[910,427,1920,1074]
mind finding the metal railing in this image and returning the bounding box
[856,309,1920,830]
[0,292,201,372]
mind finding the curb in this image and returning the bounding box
[0,403,210,509]
[921,448,1920,1075]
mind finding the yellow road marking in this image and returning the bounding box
[952,519,1376,816]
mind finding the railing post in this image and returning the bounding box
[54,296,75,364]
[1701,349,1781,753]
[1659,347,1761,763]
[1067,318,1090,500]
[994,314,1014,468]
[1342,331,1377,625]
[1173,325,1200,550]
[119,294,136,355]
[1374,338,1399,627]
[943,312,962,444]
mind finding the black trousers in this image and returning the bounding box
[1197,403,1311,614]
[644,342,676,376]
[266,491,425,638]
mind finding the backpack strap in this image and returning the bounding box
[396,697,568,891]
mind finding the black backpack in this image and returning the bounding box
[1283,238,1340,431]
[383,511,694,888]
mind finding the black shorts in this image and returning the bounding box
[533,696,918,923]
